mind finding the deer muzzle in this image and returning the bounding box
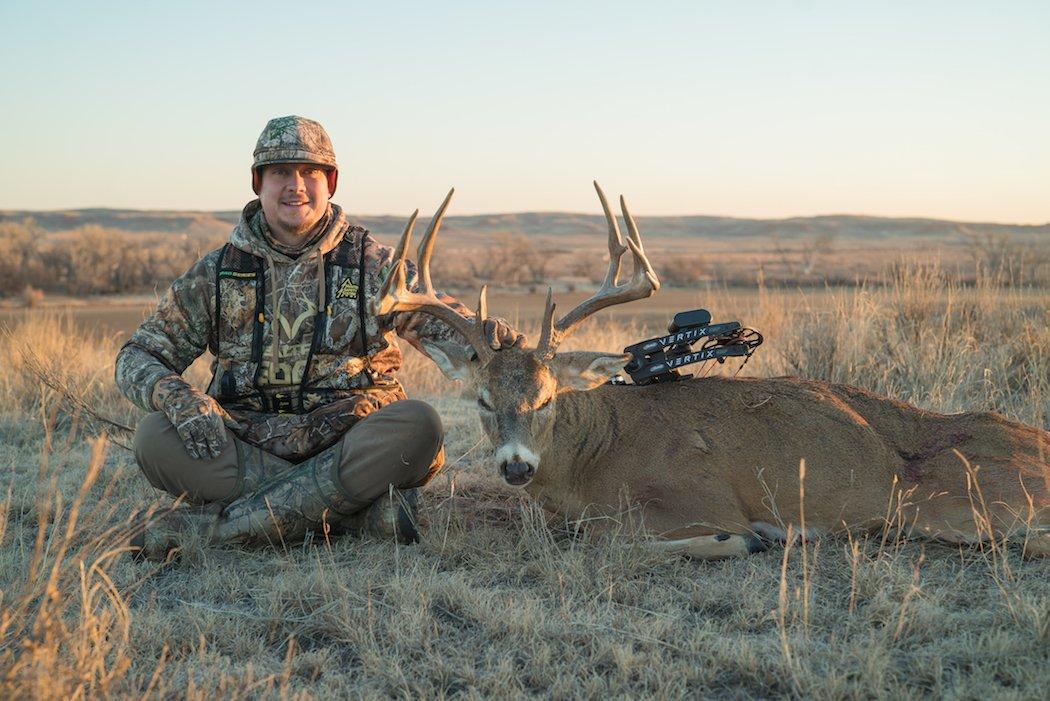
[495,442,539,486]
[500,460,535,486]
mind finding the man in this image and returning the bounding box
[117,115,522,560]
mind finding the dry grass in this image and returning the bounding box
[0,268,1048,699]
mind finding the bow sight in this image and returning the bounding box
[620,309,763,385]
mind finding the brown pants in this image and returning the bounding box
[134,400,444,507]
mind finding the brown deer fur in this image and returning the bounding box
[376,185,1050,559]
[525,371,1049,554]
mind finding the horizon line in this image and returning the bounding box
[2,205,1047,228]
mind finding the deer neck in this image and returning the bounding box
[526,389,615,509]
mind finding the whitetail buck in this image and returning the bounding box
[376,184,1050,559]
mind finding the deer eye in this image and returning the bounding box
[477,397,494,412]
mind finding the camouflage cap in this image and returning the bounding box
[253,115,337,170]
[252,116,338,195]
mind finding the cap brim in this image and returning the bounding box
[253,147,336,170]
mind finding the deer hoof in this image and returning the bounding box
[746,534,768,554]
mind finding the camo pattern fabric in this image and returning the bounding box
[134,444,354,559]
[115,199,520,462]
[214,443,360,546]
[154,374,237,460]
[229,385,406,460]
[252,115,337,170]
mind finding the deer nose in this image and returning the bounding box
[501,460,535,486]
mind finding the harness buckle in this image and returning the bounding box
[271,392,295,414]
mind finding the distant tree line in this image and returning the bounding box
[2,218,1045,303]
[0,218,223,299]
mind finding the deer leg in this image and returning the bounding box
[650,532,767,560]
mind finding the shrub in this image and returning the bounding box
[20,285,44,308]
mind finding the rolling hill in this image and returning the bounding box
[2,208,1046,243]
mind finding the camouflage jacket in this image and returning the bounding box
[116,200,479,460]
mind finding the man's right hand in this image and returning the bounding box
[153,375,239,460]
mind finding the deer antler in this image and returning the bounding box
[535,181,660,357]
[373,188,496,362]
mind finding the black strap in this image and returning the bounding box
[210,244,231,397]
[214,244,229,359]
[298,258,330,413]
[250,255,266,397]
[356,235,373,386]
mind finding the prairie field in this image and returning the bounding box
[0,267,1048,699]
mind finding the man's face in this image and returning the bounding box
[258,163,331,241]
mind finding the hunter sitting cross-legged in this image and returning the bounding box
[116,115,524,560]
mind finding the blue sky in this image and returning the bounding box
[1,1,1048,222]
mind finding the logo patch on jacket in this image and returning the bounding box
[336,279,359,299]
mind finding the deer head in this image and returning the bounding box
[374,182,659,486]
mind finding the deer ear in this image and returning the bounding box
[421,339,476,383]
[549,351,630,392]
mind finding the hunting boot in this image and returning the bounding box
[327,443,443,544]
[129,502,224,563]
[211,441,360,547]
[132,424,443,560]
[130,440,303,560]
[332,488,421,544]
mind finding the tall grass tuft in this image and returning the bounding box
[0,434,138,698]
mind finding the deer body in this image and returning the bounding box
[526,377,1049,555]
[376,183,1049,558]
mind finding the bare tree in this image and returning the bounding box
[466,233,550,286]
[962,227,1049,286]
[0,218,44,295]
[658,254,711,287]
[772,230,837,279]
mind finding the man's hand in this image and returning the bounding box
[153,376,240,460]
[482,317,527,350]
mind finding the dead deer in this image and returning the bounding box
[376,184,1050,559]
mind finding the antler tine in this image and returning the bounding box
[477,284,488,322]
[417,187,455,295]
[371,197,495,362]
[394,209,419,271]
[593,180,628,288]
[620,194,661,293]
[548,184,660,352]
[535,288,556,358]
[476,285,498,350]
[375,209,419,315]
